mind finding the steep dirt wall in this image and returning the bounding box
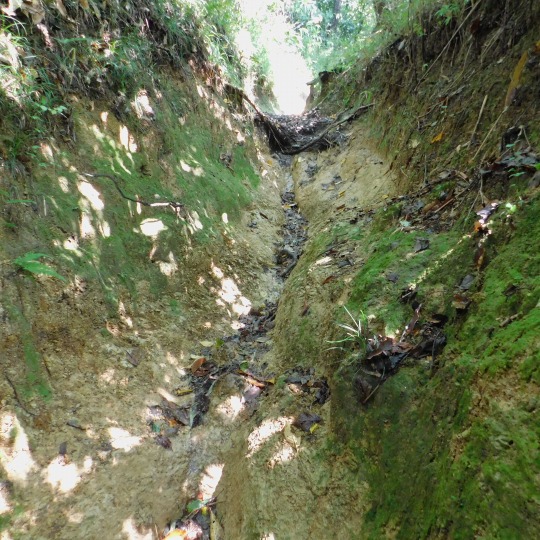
[322,0,540,190]
[238,2,540,537]
[0,13,286,535]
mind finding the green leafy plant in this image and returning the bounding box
[436,3,460,25]
[186,497,214,515]
[327,306,369,354]
[13,252,66,281]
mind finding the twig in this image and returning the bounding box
[433,197,455,214]
[478,176,487,205]
[4,374,37,417]
[362,382,382,404]
[82,173,184,212]
[470,107,508,163]
[470,95,488,146]
[273,104,375,155]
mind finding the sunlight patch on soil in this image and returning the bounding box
[108,427,143,452]
[77,178,111,238]
[246,417,291,458]
[0,413,36,482]
[211,262,252,317]
[199,464,224,499]
[45,455,93,493]
[122,518,153,540]
[0,488,11,515]
[216,395,245,421]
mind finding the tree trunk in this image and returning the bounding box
[330,0,342,30]
[374,0,385,28]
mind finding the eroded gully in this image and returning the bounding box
[159,154,309,539]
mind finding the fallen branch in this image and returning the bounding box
[4,374,37,417]
[283,104,375,155]
[259,103,374,155]
[470,106,508,163]
[470,94,488,146]
[82,173,184,212]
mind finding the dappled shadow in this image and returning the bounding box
[0,51,285,537]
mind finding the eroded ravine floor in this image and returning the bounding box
[159,156,309,539]
[160,120,397,540]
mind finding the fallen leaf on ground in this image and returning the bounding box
[476,201,500,224]
[67,418,85,430]
[474,245,486,269]
[401,304,422,340]
[244,376,266,388]
[55,0,68,17]
[367,336,394,359]
[505,49,529,107]
[155,435,172,449]
[163,530,188,540]
[293,413,322,432]
[459,274,475,290]
[414,238,430,252]
[125,348,142,366]
[175,388,193,396]
[453,293,471,310]
[190,357,205,374]
[431,132,444,143]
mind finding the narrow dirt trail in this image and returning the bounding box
[162,119,397,539]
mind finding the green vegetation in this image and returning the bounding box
[327,306,369,355]
[12,252,66,282]
[276,163,539,537]
[4,304,51,399]
[343,196,539,538]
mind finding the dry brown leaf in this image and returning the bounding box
[163,530,187,540]
[24,0,45,24]
[473,220,484,233]
[190,357,205,374]
[245,377,266,388]
[3,0,45,24]
[2,0,23,16]
[452,293,471,311]
[474,245,486,269]
[505,49,529,107]
[79,0,90,9]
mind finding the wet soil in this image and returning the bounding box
[161,159,309,539]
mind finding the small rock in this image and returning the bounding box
[459,274,475,290]
[66,418,85,430]
[414,238,430,252]
[293,413,322,432]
